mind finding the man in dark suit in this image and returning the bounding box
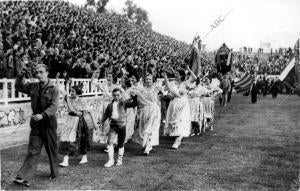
[13,64,59,187]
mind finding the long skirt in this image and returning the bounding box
[164,96,191,137]
[189,97,204,127]
[59,115,90,156]
[125,107,137,143]
[132,104,161,147]
[201,97,215,129]
[92,100,111,143]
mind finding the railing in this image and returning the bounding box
[0,78,167,106]
[0,78,108,106]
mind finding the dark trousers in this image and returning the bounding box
[17,123,58,180]
[227,88,233,103]
[109,124,126,148]
[77,116,90,155]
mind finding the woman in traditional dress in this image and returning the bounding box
[119,75,139,143]
[188,77,210,136]
[91,72,119,145]
[59,84,90,167]
[202,78,223,131]
[162,70,192,149]
[132,74,162,155]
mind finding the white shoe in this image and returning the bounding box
[59,161,69,167]
[116,158,123,166]
[104,160,115,168]
[172,138,181,149]
[116,147,124,165]
[79,155,88,164]
[144,145,152,155]
[59,156,69,167]
[171,142,178,149]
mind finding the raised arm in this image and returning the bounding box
[15,73,33,95]
[124,93,138,109]
[162,73,181,98]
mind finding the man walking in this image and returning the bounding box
[13,64,59,187]
[220,74,231,106]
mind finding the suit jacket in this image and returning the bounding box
[15,73,59,129]
[102,95,137,127]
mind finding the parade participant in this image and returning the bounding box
[163,69,191,149]
[91,72,120,145]
[270,78,281,98]
[129,73,143,88]
[120,75,138,143]
[250,77,258,103]
[13,64,59,187]
[203,79,223,131]
[227,74,234,103]
[132,73,162,155]
[220,74,231,106]
[58,83,91,167]
[99,88,137,167]
[188,77,210,136]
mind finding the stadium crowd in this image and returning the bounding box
[0,1,294,82]
[232,47,294,75]
[0,1,190,81]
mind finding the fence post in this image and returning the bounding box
[3,78,8,106]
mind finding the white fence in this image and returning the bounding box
[0,78,108,106]
[0,78,167,106]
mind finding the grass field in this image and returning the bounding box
[1,94,300,190]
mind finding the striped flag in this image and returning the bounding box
[234,72,253,94]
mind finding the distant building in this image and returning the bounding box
[260,41,271,53]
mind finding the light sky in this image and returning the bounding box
[70,0,300,51]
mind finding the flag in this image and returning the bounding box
[279,56,297,89]
[189,43,201,77]
[234,72,253,94]
[279,39,299,91]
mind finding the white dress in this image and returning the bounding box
[132,83,162,147]
[91,82,119,143]
[188,84,209,126]
[124,88,137,143]
[164,81,191,137]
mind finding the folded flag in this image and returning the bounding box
[189,42,201,77]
